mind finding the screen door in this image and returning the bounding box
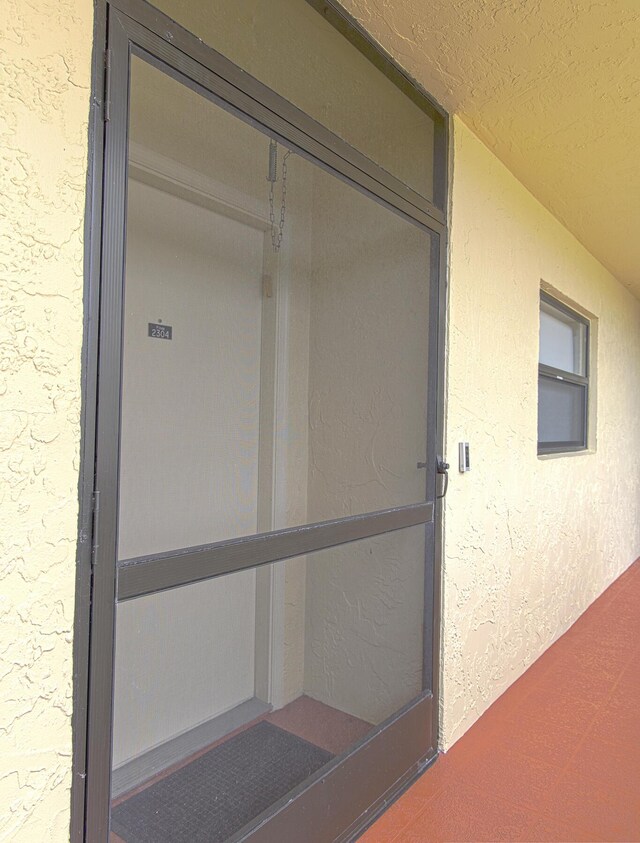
[85,5,445,841]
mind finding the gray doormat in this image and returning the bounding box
[110,721,333,843]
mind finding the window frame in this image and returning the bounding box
[538,291,590,455]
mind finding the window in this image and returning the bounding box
[538,291,589,454]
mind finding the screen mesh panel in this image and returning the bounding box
[111,526,426,839]
[152,0,436,200]
[117,57,432,560]
[538,376,586,446]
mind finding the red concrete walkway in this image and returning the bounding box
[361,559,640,842]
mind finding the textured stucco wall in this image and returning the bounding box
[441,117,640,749]
[0,1,91,839]
[3,0,639,833]
[338,0,640,295]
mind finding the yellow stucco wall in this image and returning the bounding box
[0,1,92,839]
[441,116,640,748]
[2,2,640,834]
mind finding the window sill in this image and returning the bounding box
[538,448,596,461]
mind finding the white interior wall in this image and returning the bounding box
[113,180,264,766]
[117,181,265,560]
[113,575,256,767]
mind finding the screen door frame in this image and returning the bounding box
[76,1,449,840]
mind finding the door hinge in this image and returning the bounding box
[91,490,101,567]
[103,49,112,122]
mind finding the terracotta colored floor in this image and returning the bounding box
[265,694,372,754]
[361,558,640,843]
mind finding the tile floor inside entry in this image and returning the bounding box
[360,558,640,843]
[110,696,372,843]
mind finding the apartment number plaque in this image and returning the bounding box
[148,322,172,340]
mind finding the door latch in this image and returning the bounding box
[436,457,449,499]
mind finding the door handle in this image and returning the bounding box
[417,458,449,499]
[436,457,449,499]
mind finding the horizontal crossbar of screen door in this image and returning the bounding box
[117,502,434,601]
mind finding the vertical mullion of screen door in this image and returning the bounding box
[84,9,131,841]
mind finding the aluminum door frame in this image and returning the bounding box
[75,2,449,840]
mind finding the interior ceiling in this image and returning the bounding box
[339,0,640,296]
